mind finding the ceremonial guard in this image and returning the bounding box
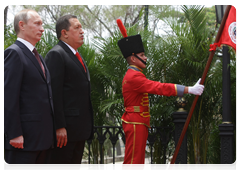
[116,19,204,164]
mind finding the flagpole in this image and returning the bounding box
[170,5,232,164]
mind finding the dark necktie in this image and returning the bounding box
[75,52,86,72]
[33,48,46,78]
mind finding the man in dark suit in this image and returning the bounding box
[45,14,94,164]
[4,9,56,164]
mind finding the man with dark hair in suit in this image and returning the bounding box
[45,14,94,164]
[4,9,56,164]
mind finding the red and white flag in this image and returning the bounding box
[219,6,236,51]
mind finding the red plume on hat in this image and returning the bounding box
[116,19,128,38]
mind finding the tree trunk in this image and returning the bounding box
[4,6,8,26]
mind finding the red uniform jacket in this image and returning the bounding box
[122,65,184,128]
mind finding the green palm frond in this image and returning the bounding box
[100,98,124,113]
[181,5,208,41]
[36,31,58,58]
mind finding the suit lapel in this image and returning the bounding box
[15,40,46,81]
[58,41,90,80]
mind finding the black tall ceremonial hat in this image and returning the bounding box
[118,34,145,58]
[116,19,145,58]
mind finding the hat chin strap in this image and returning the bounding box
[134,54,146,65]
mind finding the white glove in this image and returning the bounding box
[188,78,204,96]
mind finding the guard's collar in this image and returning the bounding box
[128,65,143,72]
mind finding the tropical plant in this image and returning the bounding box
[92,32,127,126]
[36,31,58,58]
[4,24,17,50]
[161,5,236,163]
[138,5,224,164]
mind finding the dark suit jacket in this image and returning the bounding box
[4,40,56,151]
[45,41,94,141]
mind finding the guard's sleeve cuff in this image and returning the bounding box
[175,84,185,97]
